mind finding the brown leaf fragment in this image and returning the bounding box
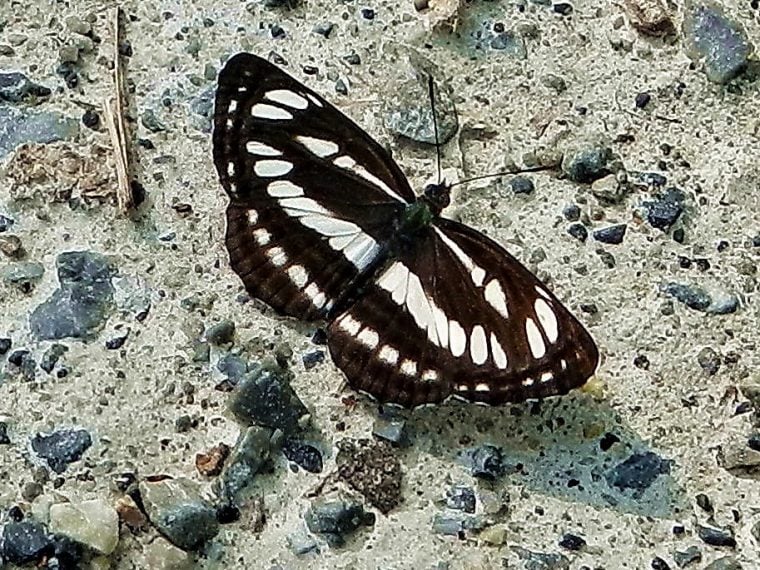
[195,443,231,477]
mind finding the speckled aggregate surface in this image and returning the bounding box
[0,0,759,569]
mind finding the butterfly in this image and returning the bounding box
[213,52,599,408]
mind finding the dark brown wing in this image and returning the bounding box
[214,53,415,320]
[327,218,599,407]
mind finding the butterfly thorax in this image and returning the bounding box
[396,182,451,238]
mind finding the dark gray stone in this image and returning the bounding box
[465,444,506,480]
[673,545,701,568]
[216,353,248,384]
[282,439,323,473]
[562,204,581,221]
[605,451,672,494]
[661,282,711,311]
[40,343,68,373]
[697,524,736,548]
[510,176,535,195]
[445,485,476,513]
[0,421,10,444]
[205,320,235,345]
[682,0,754,84]
[219,425,274,501]
[0,213,13,232]
[302,350,325,370]
[697,347,720,375]
[0,105,79,159]
[188,87,214,133]
[372,412,408,446]
[313,22,335,38]
[304,497,375,547]
[558,533,586,551]
[29,251,116,340]
[0,72,51,103]
[592,224,627,245]
[561,142,613,183]
[141,108,166,132]
[1,521,53,565]
[227,364,308,434]
[567,223,588,242]
[642,188,684,230]
[431,513,489,536]
[31,428,92,473]
[139,477,220,551]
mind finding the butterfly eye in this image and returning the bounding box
[214,53,599,407]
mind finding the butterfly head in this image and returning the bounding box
[421,181,451,216]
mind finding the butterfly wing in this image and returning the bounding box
[327,217,599,407]
[214,53,416,320]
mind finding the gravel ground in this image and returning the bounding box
[0,0,759,569]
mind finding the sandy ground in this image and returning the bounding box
[1,0,759,568]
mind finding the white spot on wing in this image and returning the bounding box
[422,369,439,382]
[535,285,552,301]
[433,227,487,289]
[400,359,417,377]
[267,180,303,198]
[490,332,508,370]
[378,262,410,306]
[296,136,339,158]
[357,328,379,349]
[280,197,331,216]
[247,210,258,225]
[340,233,380,272]
[227,162,234,176]
[246,141,281,156]
[471,267,486,287]
[485,279,509,318]
[253,228,271,245]
[305,283,326,309]
[470,325,488,365]
[540,371,554,383]
[251,103,293,120]
[432,305,449,350]
[287,264,308,288]
[534,298,559,344]
[379,345,399,365]
[266,246,287,267]
[337,313,360,335]
[332,155,407,203]
[449,320,466,358]
[265,89,308,110]
[228,100,238,113]
[301,215,361,237]
[523,377,535,387]
[475,383,490,392]
[254,160,293,177]
[306,93,323,107]
[525,317,546,359]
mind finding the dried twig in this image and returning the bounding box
[103,7,133,213]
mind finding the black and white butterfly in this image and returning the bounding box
[213,53,599,408]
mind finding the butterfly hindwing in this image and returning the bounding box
[327,218,599,407]
[214,53,416,320]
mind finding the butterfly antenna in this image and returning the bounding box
[449,164,557,189]
[428,74,443,185]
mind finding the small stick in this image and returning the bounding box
[103,7,133,213]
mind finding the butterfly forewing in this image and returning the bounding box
[214,53,416,320]
[327,218,599,407]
